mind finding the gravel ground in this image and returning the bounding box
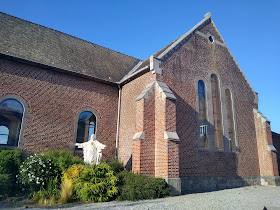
[7,186,280,210]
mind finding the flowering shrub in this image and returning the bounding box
[18,154,60,191]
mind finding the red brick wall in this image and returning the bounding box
[140,89,156,176]
[160,21,260,177]
[154,85,168,178]
[0,58,118,160]
[266,126,279,176]
[254,114,274,176]
[272,132,280,175]
[118,71,156,169]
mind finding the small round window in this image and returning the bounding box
[208,35,214,43]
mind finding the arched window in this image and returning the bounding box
[0,126,9,144]
[198,80,208,148]
[76,111,96,143]
[211,74,223,150]
[0,99,24,146]
[225,89,236,151]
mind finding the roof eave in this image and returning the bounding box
[0,53,118,86]
[118,65,150,86]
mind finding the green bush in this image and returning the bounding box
[43,150,84,172]
[0,148,22,176]
[105,160,124,174]
[117,171,170,201]
[0,148,23,195]
[0,174,13,198]
[74,163,118,202]
[18,154,60,191]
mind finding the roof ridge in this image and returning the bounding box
[0,11,141,61]
[156,12,212,60]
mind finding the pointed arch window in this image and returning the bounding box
[0,99,24,146]
[211,74,223,150]
[198,80,209,148]
[225,89,236,151]
[76,111,96,143]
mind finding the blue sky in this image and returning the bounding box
[1,0,279,133]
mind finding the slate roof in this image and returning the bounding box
[0,12,140,83]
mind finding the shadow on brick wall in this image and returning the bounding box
[175,94,249,193]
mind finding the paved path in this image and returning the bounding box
[29,186,280,210]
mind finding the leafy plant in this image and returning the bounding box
[18,154,60,191]
[105,160,124,174]
[74,163,118,202]
[117,171,170,201]
[0,148,23,196]
[43,150,84,172]
[0,174,12,198]
[62,164,85,184]
[0,148,22,177]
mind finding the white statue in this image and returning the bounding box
[75,134,106,165]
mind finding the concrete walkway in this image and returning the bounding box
[29,186,280,210]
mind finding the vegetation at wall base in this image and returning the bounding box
[117,171,170,201]
[74,163,118,202]
[18,154,61,191]
[43,150,84,172]
[0,174,13,199]
[104,160,124,174]
[0,148,23,197]
[1,149,170,205]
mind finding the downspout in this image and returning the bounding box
[115,84,121,160]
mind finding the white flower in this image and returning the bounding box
[42,182,44,185]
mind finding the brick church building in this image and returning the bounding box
[0,12,278,195]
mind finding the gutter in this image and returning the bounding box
[118,65,150,85]
[115,84,122,160]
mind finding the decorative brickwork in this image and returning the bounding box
[160,21,261,178]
